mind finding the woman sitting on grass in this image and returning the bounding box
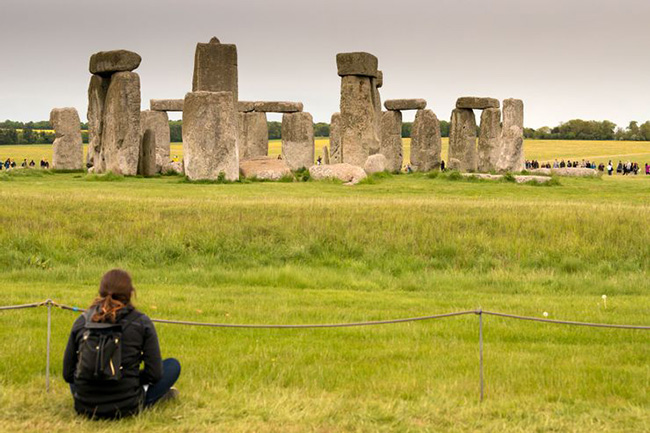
[63,269,180,418]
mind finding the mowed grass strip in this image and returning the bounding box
[0,172,649,432]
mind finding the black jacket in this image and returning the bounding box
[63,305,163,418]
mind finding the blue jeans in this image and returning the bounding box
[144,358,181,407]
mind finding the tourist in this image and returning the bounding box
[607,160,613,175]
[440,160,445,171]
[645,163,650,175]
[29,160,35,167]
[63,269,181,419]
[316,156,322,165]
[616,161,623,174]
[21,158,27,168]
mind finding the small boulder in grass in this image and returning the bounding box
[364,154,387,174]
[309,163,367,185]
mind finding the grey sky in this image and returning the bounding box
[1,0,649,128]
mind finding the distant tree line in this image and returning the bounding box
[3,118,650,144]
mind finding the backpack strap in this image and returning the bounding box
[119,309,141,332]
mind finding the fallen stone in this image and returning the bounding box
[238,112,268,159]
[340,75,378,167]
[384,99,427,111]
[364,153,387,174]
[281,112,314,170]
[329,112,342,164]
[477,108,501,172]
[461,173,503,180]
[456,97,500,110]
[150,99,184,112]
[461,173,551,184]
[50,107,83,170]
[309,163,367,185]
[336,52,378,77]
[100,72,141,175]
[89,50,141,75]
[410,109,441,171]
[192,37,238,101]
[138,129,157,177]
[530,167,599,177]
[163,161,184,175]
[379,110,402,172]
[448,108,477,172]
[237,101,255,112]
[140,110,170,173]
[240,157,292,181]
[87,74,109,167]
[496,99,525,172]
[182,91,239,181]
[515,175,552,184]
[253,101,303,113]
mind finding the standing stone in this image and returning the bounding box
[340,75,379,167]
[100,71,141,175]
[192,37,238,101]
[87,74,109,167]
[370,76,382,155]
[140,110,170,173]
[448,108,477,172]
[496,99,525,172]
[50,107,83,170]
[330,112,342,164]
[322,146,330,165]
[281,112,314,170]
[138,129,156,177]
[238,112,268,160]
[380,110,402,172]
[410,109,441,172]
[477,108,502,172]
[182,91,239,181]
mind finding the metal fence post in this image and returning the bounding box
[46,299,52,392]
[479,308,484,402]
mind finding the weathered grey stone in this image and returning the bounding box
[514,175,551,184]
[50,107,83,170]
[140,110,170,173]
[182,91,239,181]
[340,75,379,167]
[456,97,500,110]
[379,110,402,172]
[410,109,441,172]
[150,99,183,112]
[376,70,383,88]
[238,112,268,159]
[99,72,141,175]
[477,108,501,172]
[461,173,504,180]
[322,146,330,165]
[192,37,238,101]
[364,153,387,174]
[530,167,599,177]
[87,74,109,167]
[240,157,291,181]
[253,101,303,113]
[329,112,342,164]
[336,52,378,77]
[309,163,367,185]
[138,129,157,177]
[448,108,477,172]
[496,99,525,172]
[281,112,314,170]
[384,99,427,111]
[237,101,255,112]
[89,50,141,75]
[163,161,184,175]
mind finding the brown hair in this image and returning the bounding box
[90,269,136,323]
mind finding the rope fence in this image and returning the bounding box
[2,299,649,401]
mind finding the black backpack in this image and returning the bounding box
[75,310,138,381]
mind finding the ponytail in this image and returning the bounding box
[90,294,126,323]
[90,269,136,323]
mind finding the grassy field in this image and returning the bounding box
[0,163,649,432]
[3,139,650,168]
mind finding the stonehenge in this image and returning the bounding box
[379,110,402,172]
[253,101,303,113]
[281,112,315,170]
[384,99,427,111]
[138,129,157,177]
[449,96,525,173]
[50,107,83,170]
[238,112,268,160]
[140,110,171,172]
[150,99,183,112]
[410,109,441,172]
[89,50,141,75]
[329,113,342,164]
[192,37,238,101]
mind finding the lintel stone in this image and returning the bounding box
[384,99,427,111]
[336,52,378,77]
[456,97,500,110]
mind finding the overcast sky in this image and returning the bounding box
[1,0,649,128]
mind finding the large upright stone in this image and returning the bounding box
[50,107,83,170]
[336,52,378,77]
[183,91,239,181]
[329,112,342,164]
[496,99,525,172]
[477,108,502,172]
[379,110,402,172]
[140,110,171,172]
[238,112,268,160]
[89,50,141,75]
[138,129,156,177]
[100,71,141,175]
[448,108,477,172]
[370,76,382,155]
[192,37,238,101]
[340,75,379,167]
[410,109,441,172]
[87,74,109,167]
[281,112,314,170]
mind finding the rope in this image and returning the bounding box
[1,300,649,330]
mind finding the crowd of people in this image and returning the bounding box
[526,159,650,176]
[1,157,50,170]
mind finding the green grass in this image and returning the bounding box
[0,170,649,432]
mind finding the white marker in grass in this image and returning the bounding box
[602,294,607,309]
[543,312,549,318]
